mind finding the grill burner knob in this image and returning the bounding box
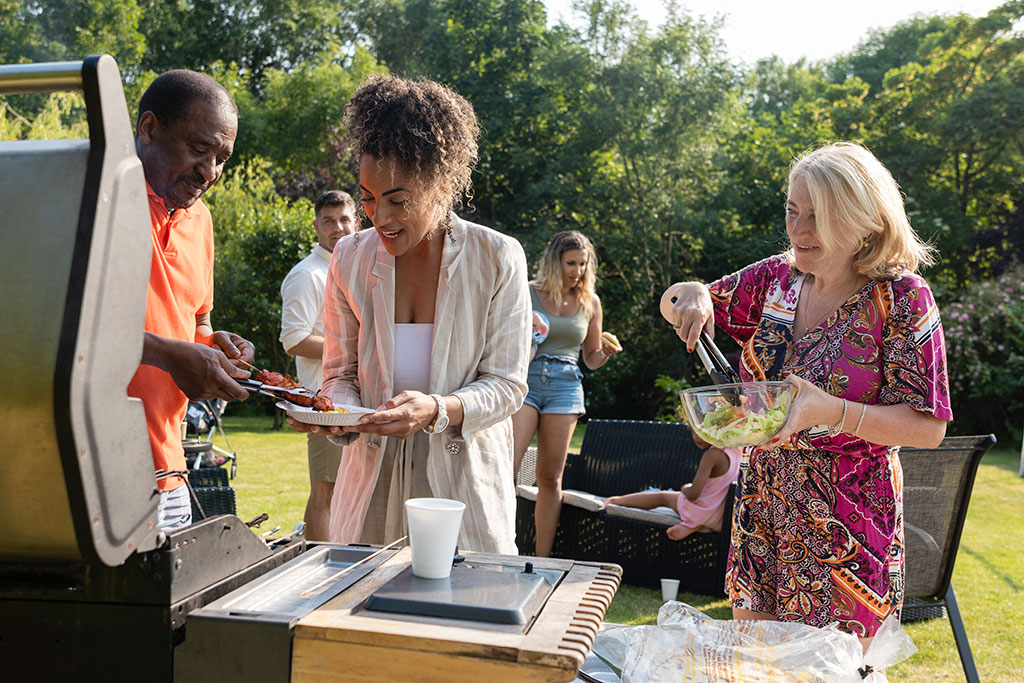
[524,562,534,574]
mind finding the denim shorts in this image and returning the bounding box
[523,355,586,415]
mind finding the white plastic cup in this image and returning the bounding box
[405,498,466,579]
[661,578,680,603]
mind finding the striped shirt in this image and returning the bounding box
[322,214,531,553]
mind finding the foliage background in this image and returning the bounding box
[2,0,1021,441]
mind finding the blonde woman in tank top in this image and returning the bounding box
[512,231,622,557]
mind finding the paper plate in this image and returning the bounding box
[276,400,375,426]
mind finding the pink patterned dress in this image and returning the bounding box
[709,253,953,637]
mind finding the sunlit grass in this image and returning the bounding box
[211,415,1023,681]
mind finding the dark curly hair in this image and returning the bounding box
[344,74,479,216]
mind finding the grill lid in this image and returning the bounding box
[0,55,158,566]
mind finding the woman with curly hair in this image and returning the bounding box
[287,75,531,553]
[512,230,622,557]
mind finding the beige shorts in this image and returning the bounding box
[308,432,343,483]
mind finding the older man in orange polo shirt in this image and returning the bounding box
[128,70,254,530]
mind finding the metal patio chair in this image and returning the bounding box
[900,434,996,683]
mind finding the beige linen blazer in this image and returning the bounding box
[322,214,531,553]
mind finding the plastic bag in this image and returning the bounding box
[588,602,916,683]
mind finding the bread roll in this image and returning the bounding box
[601,331,622,352]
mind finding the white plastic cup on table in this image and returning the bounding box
[405,498,466,579]
[661,578,680,603]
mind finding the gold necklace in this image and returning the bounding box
[797,278,862,336]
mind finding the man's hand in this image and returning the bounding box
[167,342,250,401]
[142,332,250,401]
[210,330,256,368]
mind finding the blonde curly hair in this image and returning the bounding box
[787,142,936,279]
[344,74,479,220]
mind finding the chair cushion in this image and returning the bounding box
[605,503,716,533]
[515,485,607,512]
[605,503,681,527]
[517,484,716,530]
[562,489,607,512]
[516,484,537,501]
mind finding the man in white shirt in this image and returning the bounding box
[280,190,357,540]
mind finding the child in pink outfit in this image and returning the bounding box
[606,444,740,540]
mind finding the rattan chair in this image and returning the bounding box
[187,466,237,520]
[899,434,996,683]
[515,419,734,595]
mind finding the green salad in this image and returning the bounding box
[696,401,788,448]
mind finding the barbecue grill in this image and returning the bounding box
[0,55,307,681]
[0,55,620,683]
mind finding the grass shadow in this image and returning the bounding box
[959,544,1023,593]
[980,448,1020,476]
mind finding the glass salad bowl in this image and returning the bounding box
[679,381,794,448]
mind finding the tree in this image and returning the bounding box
[137,0,358,91]
[0,91,89,140]
[0,0,146,69]
[4,0,1019,426]
[863,1,1024,284]
[352,0,558,230]
[941,265,1024,442]
[203,159,318,403]
[228,47,387,198]
[545,2,744,416]
[826,14,956,94]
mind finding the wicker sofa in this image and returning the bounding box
[187,465,237,520]
[515,419,735,595]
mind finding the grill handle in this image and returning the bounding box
[0,60,85,94]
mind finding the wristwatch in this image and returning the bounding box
[423,393,449,434]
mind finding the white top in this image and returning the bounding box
[279,244,333,390]
[393,323,433,394]
[322,213,532,554]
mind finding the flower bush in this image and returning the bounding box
[941,266,1024,443]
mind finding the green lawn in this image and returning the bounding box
[212,415,1023,681]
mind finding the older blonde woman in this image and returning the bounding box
[662,142,952,647]
[512,230,621,557]
[288,75,531,554]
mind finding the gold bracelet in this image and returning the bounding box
[828,399,848,437]
[854,402,868,435]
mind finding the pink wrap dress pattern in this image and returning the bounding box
[676,448,741,532]
[709,253,952,637]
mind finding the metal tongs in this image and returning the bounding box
[237,377,315,403]
[696,331,743,406]
[232,358,318,403]
[670,295,743,405]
